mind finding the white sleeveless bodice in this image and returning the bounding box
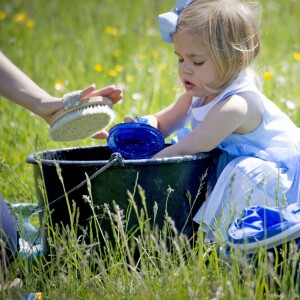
[187,69,300,167]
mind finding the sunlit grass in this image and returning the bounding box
[0,0,300,298]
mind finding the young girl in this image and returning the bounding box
[131,0,300,240]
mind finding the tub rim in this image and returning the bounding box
[26,145,211,167]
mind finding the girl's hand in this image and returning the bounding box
[93,115,134,139]
[123,115,159,128]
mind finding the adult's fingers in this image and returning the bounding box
[89,85,123,103]
[92,130,109,139]
[80,84,96,99]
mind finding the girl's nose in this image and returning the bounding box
[179,62,192,74]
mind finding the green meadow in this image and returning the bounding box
[1,0,300,299]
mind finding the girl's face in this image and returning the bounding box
[173,31,221,101]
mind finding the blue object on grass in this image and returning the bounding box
[20,292,42,300]
[227,203,300,254]
[107,122,165,159]
[10,203,44,260]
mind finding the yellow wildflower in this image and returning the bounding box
[115,65,123,73]
[126,74,135,82]
[26,20,35,28]
[104,26,120,36]
[293,52,300,61]
[108,69,118,77]
[138,53,146,61]
[94,64,104,72]
[263,71,272,80]
[0,11,7,20]
[152,50,160,58]
[14,12,26,23]
[54,80,65,92]
[158,63,167,70]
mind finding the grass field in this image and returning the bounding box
[1,0,300,299]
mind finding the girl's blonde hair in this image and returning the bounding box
[177,0,261,91]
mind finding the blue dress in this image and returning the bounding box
[186,69,300,240]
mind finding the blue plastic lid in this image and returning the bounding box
[227,204,300,253]
[107,122,165,159]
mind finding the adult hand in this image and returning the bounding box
[43,84,123,127]
[81,84,123,104]
[85,84,123,139]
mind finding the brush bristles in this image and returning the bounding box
[49,104,115,141]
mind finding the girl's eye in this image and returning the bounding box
[194,61,204,66]
[178,58,184,63]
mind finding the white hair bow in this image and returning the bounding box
[158,0,193,43]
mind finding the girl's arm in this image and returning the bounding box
[154,92,193,137]
[153,93,263,158]
[125,92,192,137]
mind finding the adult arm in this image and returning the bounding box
[0,52,123,124]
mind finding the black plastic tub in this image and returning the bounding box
[26,145,211,252]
